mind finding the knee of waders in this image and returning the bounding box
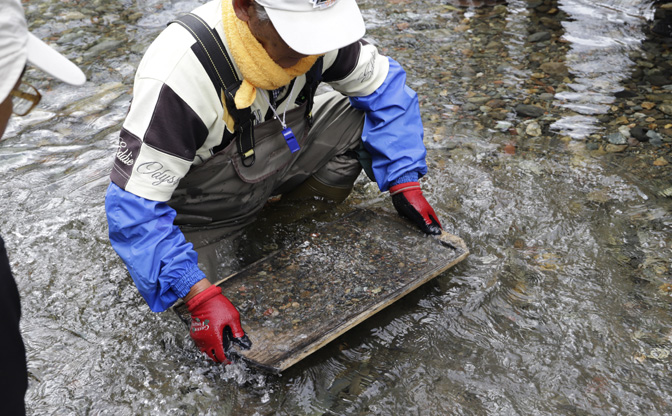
[282,175,355,203]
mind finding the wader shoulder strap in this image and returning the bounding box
[300,57,323,127]
[171,13,256,166]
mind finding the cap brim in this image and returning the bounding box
[266,0,366,56]
[26,33,86,86]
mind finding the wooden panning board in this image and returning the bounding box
[173,208,469,372]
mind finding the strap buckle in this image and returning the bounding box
[236,118,256,167]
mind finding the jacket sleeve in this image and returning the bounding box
[348,57,428,192]
[105,182,206,312]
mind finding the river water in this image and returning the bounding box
[2,0,671,414]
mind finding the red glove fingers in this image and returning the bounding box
[389,181,442,235]
[186,284,251,363]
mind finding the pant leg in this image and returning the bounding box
[0,236,27,415]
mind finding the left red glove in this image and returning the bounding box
[389,181,442,235]
[186,284,251,363]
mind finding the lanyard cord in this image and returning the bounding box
[260,82,297,130]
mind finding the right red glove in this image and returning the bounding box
[186,284,251,363]
[389,181,442,235]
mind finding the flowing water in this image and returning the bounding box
[2,0,671,414]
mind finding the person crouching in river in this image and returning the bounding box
[105,0,443,364]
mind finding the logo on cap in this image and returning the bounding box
[309,0,338,9]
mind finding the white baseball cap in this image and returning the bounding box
[255,0,366,55]
[0,0,86,103]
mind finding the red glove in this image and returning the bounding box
[389,181,442,235]
[186,285,251,363]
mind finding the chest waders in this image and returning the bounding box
[167,14,366,281]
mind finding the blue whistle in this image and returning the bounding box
[282,127,300,153]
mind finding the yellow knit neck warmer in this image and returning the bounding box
[222,0,320,110]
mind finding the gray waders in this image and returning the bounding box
[168,91,366,282]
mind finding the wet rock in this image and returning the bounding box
[615,89,638,98]
[638,59,655,69]
[484,41,502,50]
[83,39,124,59]
[492,4,508,15]
[653,157,669,166]
[463,103,479,112]
[646,93,672,102]
[607,133,627,144]
[627,136,641,146]
[646,130,664,143]
[495,64,509,74]
[535,3,552,13]
[62,11,87,20]
[658,103,672,115]
[540,17,563,31]
[646,74,670,86]
[515,104,545,118]
[630,126,649,141]
[467,96,492,105]
[540,62,568,77]
[130,43,147,54]
[618,125,632,138]
[57,32,82,45]
[495,121,513,131]
[525,0,544,8]
[459,66,478,77]
[490,110,508,120]
[123,11,144,24]
[605,144,628,153]
[444,141,459,150]
[648,134,664,146]
[612,115,629,125]
[528,32,551,42]
[526,122,542,137]
[486,98,506,109]
[447,0,506,7]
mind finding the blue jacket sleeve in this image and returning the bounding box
[349,57,428,192]
[105,182,206,312]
